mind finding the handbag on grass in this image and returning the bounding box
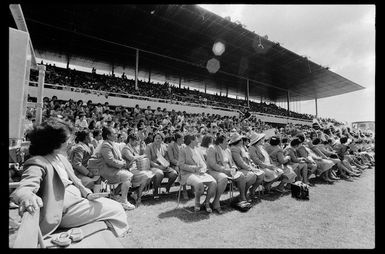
[291,181,309,200]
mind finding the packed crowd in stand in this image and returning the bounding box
[29,63,344,123]
[11,70,372,245]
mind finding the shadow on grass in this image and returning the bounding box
[157,206,211,223]
[260,190,291,201]
[309,177,335,186]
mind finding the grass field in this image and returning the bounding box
[9,167,375,248]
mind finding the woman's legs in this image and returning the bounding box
[235,174,247,202]
[300,163,309,184]
[164,169,178,193]
[249,172,265,198]
[151,169,164,197]
[210,172,228,210]
[203,181,217,207]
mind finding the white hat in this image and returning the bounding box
[248,132,266,146]
[228,132,245,145]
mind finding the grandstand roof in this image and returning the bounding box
[16,4,365,102]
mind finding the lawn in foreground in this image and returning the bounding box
[119,168,375,248]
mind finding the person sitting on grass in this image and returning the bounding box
[178,134,217,213]
[96,127,136,210]
[144,132,178,198]
[247,132,283,192]
[69,129,100,190]
[229,132,263,201]
[121,133,153,206]
[264,136,297,192]
[284,138,311,185]
[11,118,129,238]
[206,134,250,214]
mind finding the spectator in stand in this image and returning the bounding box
[11,117,129,238]
[145,132,178,198]
[248,132,283,192]
[284,138,310,185]
[229,132,261,201]
[264,136,297,193]
[69,130,100,190]
[91,129,103,149]
[197,135,213,161]
[96,127,136,210]
[178,134,217,213]
[207,134,250,213]
[295,133,335,183]
[121,133,153,206]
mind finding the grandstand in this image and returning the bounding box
[9,4,374,249]
[10,4,364,130]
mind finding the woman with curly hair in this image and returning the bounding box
[10,118,129,238]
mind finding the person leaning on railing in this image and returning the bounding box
[10,117,129,238]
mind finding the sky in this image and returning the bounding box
[199,4,375,124]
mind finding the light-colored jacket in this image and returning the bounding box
[178,146,205,184]
[98,140,126,180]
[10,154,92,237]
[207,145,236,173]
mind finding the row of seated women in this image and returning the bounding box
[67,125,374,214]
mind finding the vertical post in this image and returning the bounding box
[246,79,250,108]
[204,82,207,94]
[135,49,139,90]
[226,85,228,97]
[36,64,46,125]
[260,96,262,104]
[111,62,114,75]
[148,67,151,83]
[287,90,290,117]
[315,97,318,118]
[9,28,30,144]
[66,54,70,69]
[179,75,181,89]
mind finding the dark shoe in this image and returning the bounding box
[213,207,223,214]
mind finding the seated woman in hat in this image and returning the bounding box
[283,138,311,185]
[333,136,362,178]
[247,132,283,193]
[144,132,178,198]
[11,118,129,239]
[229,132,263,200]
[264,136,297,192]
[121,133,153,206]
[295,133,335,183]
[178,134,217,213]
[206,134,249,213]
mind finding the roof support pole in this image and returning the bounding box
[204,82,207,94]
[246,79,250,108]
[36,64,46,125]
[226,85,228,97]
[179,75,181,89]
[287,90,291,117]
[315,97,318,118]
[148,67,151,83]
[135,49,139,90]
